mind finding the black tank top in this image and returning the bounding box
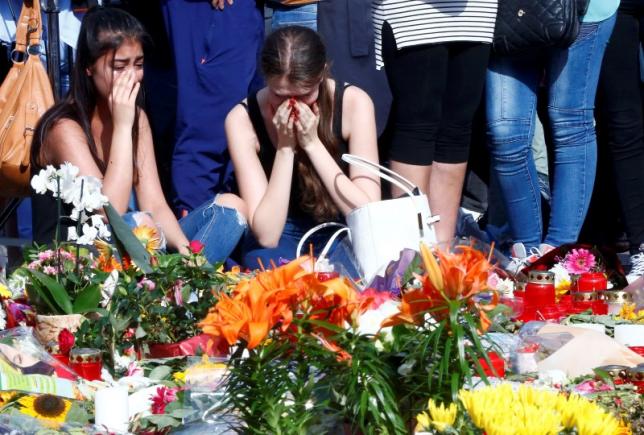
[244,83,351,221]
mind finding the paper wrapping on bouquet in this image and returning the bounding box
[145,334,228,359]
[0,327,80,399]
[536,323,644,378]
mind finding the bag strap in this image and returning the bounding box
[341,154,420,198]
[296,222,348,260]
[14,0,42,55]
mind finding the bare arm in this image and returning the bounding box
[294,86,380,216]
[134,112,190,254]
[226,100,297,247]
[46,71,141,213]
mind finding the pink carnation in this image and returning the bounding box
[563,249,596,274]
[151,386,178,415]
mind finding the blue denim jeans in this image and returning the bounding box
[242,217,359,279]
[486,15,616,250]
[178,197,247,265]
[269,2,317,31]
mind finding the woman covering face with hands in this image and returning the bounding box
[30,7,247,265]
[226,26,380,271]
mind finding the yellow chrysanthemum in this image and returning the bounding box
[619,303,637,321]
[459,384,626,435]
[415,400,457,432]
[0,284,10,299]
[18,394,71,426]
[132,225,162,254]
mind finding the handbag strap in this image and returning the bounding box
[341,154,420,198]
[296,222,348,260]
[14,0,42,55]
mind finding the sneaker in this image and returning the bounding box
[539,243,555,256]
[626,251,644,284]
[507,242,542,275]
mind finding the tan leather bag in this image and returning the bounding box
[0,0,55,198]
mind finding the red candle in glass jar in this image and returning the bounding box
[69,348,102,381]
[317,271,339,282]
[576,272,607,292]
[525,270,555,308]
[478,352,505,378]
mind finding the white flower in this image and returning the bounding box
[57,161,79,180]
[77,223,99,245]
[30,172,48,194]
[497,278,515,297]
[550,263,571,288]
[67,226,78,242]
[355,300,400,336]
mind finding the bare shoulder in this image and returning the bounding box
[225,101,258,151]
[343,85,374,110]
[226,101,250,125]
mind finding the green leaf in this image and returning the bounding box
[72,284,101,313]
[169,408,196,419]
[104,202,152,274]
[144,414,181,428]
[28,270,73,314]
[149,365,172,381]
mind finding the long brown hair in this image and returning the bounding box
[31,7,148,181]
[261,26,340,222]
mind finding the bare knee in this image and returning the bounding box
[215,193,248,221]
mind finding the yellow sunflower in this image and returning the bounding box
[132,225,162,254]
[18,394,71,425]
[0,391,15,406]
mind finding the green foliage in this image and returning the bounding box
[104,203,152,274]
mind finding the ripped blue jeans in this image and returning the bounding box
[178,197,247,264]
[124,196,247,265]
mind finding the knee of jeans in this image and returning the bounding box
[548,107,594,145]
[214,193,248,223]
[487,119,532,148]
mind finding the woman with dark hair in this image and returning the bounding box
[225,26,380,270]
[30,6,247,264]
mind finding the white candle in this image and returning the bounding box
[95,386,129,433]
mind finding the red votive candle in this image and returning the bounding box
[478,352,505,378]
[69,348,102,381]
[525,270,555,308]
[577,272,607,292]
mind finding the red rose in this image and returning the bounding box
[188,240,204,254]
[58,328,75,356]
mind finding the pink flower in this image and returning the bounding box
[127,361,143,377]
[150,386,178,415]
[42,265,57,275]
[38,250,54,261]
[574,379,613,394]
[136,278,156,291]
[188,240,204,254]
[563,249,596,274]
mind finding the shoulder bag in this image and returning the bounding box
[0,0,55,197]
[493,0,591,56]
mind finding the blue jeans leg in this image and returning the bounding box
[179,197,247,265]
[486,54,543,250]
[270,3,317,31]
[543,15,616,246]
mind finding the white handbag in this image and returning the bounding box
[296,154,440,283]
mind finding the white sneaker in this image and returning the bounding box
[626,252,644,284]
[507,242,542,275]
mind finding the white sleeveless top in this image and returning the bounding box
[373,0,499,69]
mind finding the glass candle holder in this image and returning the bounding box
[69,348,102,381]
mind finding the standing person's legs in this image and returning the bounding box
[597,11,644,254]
[486,55,541,250]
[431,43,490,242]
[544,15,616,247]
[382,23,447,209]
[163,0,264,215]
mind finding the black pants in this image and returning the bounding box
[382,23,490,165]
[596,6,644,252]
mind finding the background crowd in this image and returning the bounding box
[0,0,643,282]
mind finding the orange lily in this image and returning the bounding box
[383,242,498,330]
